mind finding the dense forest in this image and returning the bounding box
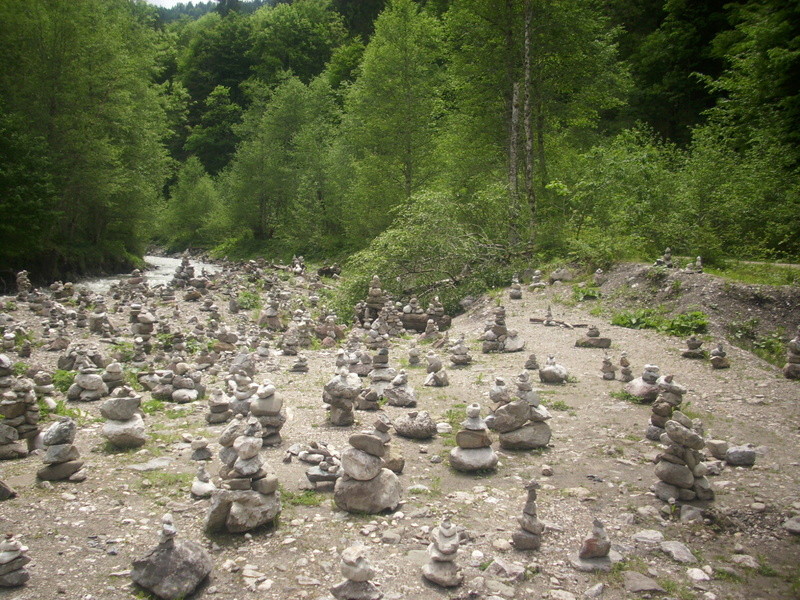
[1,0,798,306]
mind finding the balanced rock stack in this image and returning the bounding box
[682,336,705,359]
[334,417,402,514]
[624,364,660,402]
[448,334,472,367]
[67,366,109,402]
[575,325,611,349]
[206,415,281,533]
[408,344,421,366]
[509,275,523,299]
[480,306,525,353]
[784,326,800,379]
[132,514,212,600]
[289,354,309,373]
[710,343,730,369]
[129,303,157,343]
[379,301,405,337]
[600,355,617,380]
[101,362,125,392]
[32,371,57,407]
[191,465,216,498]
[323,367,363,426]
[331,545,383,600]
[206,389,233,424]
[419,319,441,342]
[449,403,498,472]
[645,375,686,441]
[38,417,85,482]
[538,355,568,384]
[383,369,417,408]
[367,348,395,398]
[653,411,714,503]
[364,275,388,322]
[512,479,544,550]
[365,319,390,351]
[488,372,552,451]
[250,380,286,446]
[524,353,539,370]
[571,519,620,572]
[258,297,282,330]
[0,534,30,587]
[101,385,148,449]
[0,365,38,460]
[15,270,32,300]
[422,519,463,588]
[424,351,448,387]
[619,352,633,382]
[227,372,257,416]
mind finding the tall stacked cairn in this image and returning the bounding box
[487,372,552,451]
[250,380,286,446]
[448,334,472,367]
[512,479,544,550]
[38,417,85,482]
[422,518,463,588]
[0,356,39,459]
[784,326,800,379]
[653,411,714,503]
[101,385,148,449]
[357,347,394,410]
[509,275,523,299]
[645,375,686,441]
[330,545,383,600]
[480,306,525,353]
[334,416,402,514]
[449,403,498,472]
[364,275,388,322]
[619,352,633,382]
[424,351,449,387]
[206,415,281,533]
[323,367,363,426]
[0,534,30,588]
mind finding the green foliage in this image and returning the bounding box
[141,398,166,414]
[662,311,709,336]
[237,290,262,310]
[611,309,708,336]
[52,370,77,394]
[611,308,663,330]
[12,362,28,377]
[726,319,786,367]
[573,285,602,302]
[280,487,324,506]
[542,399,572,412]
[706,262,800,287]
[610,390,648,405]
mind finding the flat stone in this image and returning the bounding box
[455,429,492,449]
[725,445,756,467]
[655,460,694,489]
[130,457,174,472]
[393,412,437,440]
[660,540,696,563]
[37,460,84,481]
[349,433,387,457]
[633,530,664,544]
[449,446,498,472]
[341,447,384,481]
[42,443,80,465]
[131,538,212,600]
[499,422,551,450]
[100,396,141,421]
[782,516,800,535]
[102,414,147,449]
[623,571,664,593]
[570,550,623,572]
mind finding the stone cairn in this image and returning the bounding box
[509,275,523,299]
[364,275,388,322]
[524,353,539,370]
[132,514,212,600]
[101,385,148,449]
[449,403,498,472]
[206,415,281,533]
[191,465,216,499]
[487,372,552,451]
[206,388,233,425]
[258,297,282,330]
[419,318,441,342]
[67,365,109,402]
[528,269,546,290]
[448,334,472,367]
[227,371,257,416]
[334,416,402,514]
[624,364,660,402]
[538,355,568,384]
[361,347,394,409]
[15,270,32,300]
[570,519,620,572]
[250,380,286,446]
[710,343,730,369]
[101,361,125,392]
[681,336,705,359]
[575,325,611,349]
[331,545,383,600]
[600,355,617,380]
[784,326,800,379]
[393,410,437,440]
[0,534,30,587]
[408,343,421,367]
[480,306,525,353]
[654,247,674,268]
[38,417,85,482]
[645,375,686,441]
[301,442,344,489]
[0,359,38,460]
[323,367,363,426]
[383,369,417,407]
[422,518,463,588]
[653,411,714,503]
[619,352,633,382]
[512,479,544,550]
[424,351,449,387]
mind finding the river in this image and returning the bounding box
[79,255,221,294]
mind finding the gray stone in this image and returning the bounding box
[43,418,76,446]
[655,460,694,489]
[455,429,492,449]
[349,433,387,457]
[37,460,84,481]
[422,559,462,588]
[393,411,437,440]
[499,422,551,450]
[622,571,664,593]
[102,414,148,449]
[726,444,756,466]
[782,516,800,535]
[42,443,80,464]
[333,470,401,514]
[449,446,498,472]
[131,539,212,600]
[490,399,530,433]
[206,489,281,533]
[100,396,141,421]
[659,540,696,563]
[341,447,384,481]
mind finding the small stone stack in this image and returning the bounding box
[601,355,617,380]
[509,275,523,299]
[129,303,157,344]
[681,336,705,359]
[488,372,552,451]
[250,380,286,446]
[132,514,212,600]
[101,362,125,392]
[67,366,109,402]
[653,411,714,503]
[0,366,38,459]
[364,275,388,322]
[383,370,417,408]
[449,403,498,472]
[331,545,383,600]
[38,417,85,482]
[379,301,405,337]
[710,343,730,369]
[206,416,281,533]
[784,326,800,379]
[422,519,463,588]
[226,372,257,416]
[357,348,395,410]
[524,353,539,370]
[646,375,686,441]
[619,352,633,382]
[575,325,611,348]
[32,370,56,407]
[0,534,30,587]
[448,334,472,367]
[365,319,390,351]
[512,479,544,550]
[408,344,421,366]
[15,270,32,300]
[538,355,568,384]
[258,297,282,330]
[419,319,441,342]
[424,351,448,387]
[88,297,112,334]
[393,410,437,440]
[323,367,363,426]
[206,389,233,424]
[191,465,216,498]
[528,269,546,289]
[289,354,308,373]
[480,306,525,353]
[570,519,620,572]
[624,364,660,402]
[172,362,205,404]
[101,386,148,449]
[334,417,402,514]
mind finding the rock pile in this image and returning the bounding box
[571,519,620,572]
[624,364,660,402]
[38,417,85,482]
[191,465,216,499]
[784,326,800,379]
[710,343,730,369]
[383,370,417,408]
[575,325,611,349]
[363,275,388,323]
[488,372,552,450]
[132,514,212,600]
[512,479,544,550]
[509,275,523,299]
[330,545,383,600]
[393,410,437,440]
[0,534,30,587]
[424,351,448,387]
[206,415,281,533]
[206,389,233,424]
[652,411,714,503]
[601,355,617,380]
[101,386,147,449]
[619,352,633,382]
[334,417,401,514]
[101,362,125,392]
[480,306,525,353]
[681,336,705,359]
[524,353,539,370]
[323,367,363,426]
[645,375,686,441]
[250,380,286,446]
[67,366,109,402]
[0,362,38,460]
[538,354,568,384]
[448,334,472,367]
[449,403,498,472]
[422,519,463,588]
[15,270,32,299]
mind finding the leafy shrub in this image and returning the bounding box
[237,290,262,310]
[573,285,602,302]
[660,311,708,336]
[52,370,76,393]
[611,309,708,336]
[611,308,662,330]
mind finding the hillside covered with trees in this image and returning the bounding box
[1,0,798,300]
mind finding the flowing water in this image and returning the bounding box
[79,255,220,294]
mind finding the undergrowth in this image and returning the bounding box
[611,308,708,336]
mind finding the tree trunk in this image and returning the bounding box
[523,0,535,235]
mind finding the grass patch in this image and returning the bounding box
[141,398,166,414]
[12,361,29,376]
[573,285,602,302]
[139,471,193,490]
[237,289,262,310]
[52,369,76,393]
[610,390,648,405]
[756,555,779,577]
[281,487,324,507]
[611,308,708,336]
[542,398,572,411]
[726,318,786,367]
[443,404,467,430]
[706,261,800,286]
[658,577,696,600]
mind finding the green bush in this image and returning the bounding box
[52,370,76,393]
[573,285,602,302]
[237,290,262,310]
[611,309,708,336]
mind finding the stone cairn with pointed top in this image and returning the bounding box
[449,403,498,472]
[710,343,730,369]
[331,545,383,600]
[206,388,233,425]
[652,410,714,504]
[512,479,544,550]
[38,416,85,482]
[576,325,611,349]
[448,334,472,367]
[784,326,800,379]
[619,352,633,382]
[570,519,620,573]
[681,336,705,359]
[646,375,686,441]
[323,367,363,426]
[538,354,568,384]
[101,385,148,449]
[250,379,286,446]
[487,372,552,450]
[524,353,539,371]
[509,275,523,300]
[623,364,660,402]
[422,518,463,588]
[0,534,30,587]
[383,369,417,408]
[601,355,617,380]
[424,351,449,387]
[481,306,525,353]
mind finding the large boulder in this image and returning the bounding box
[333,470,401,514]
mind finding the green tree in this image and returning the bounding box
[184,85,243,175]
[159,157,222,250]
